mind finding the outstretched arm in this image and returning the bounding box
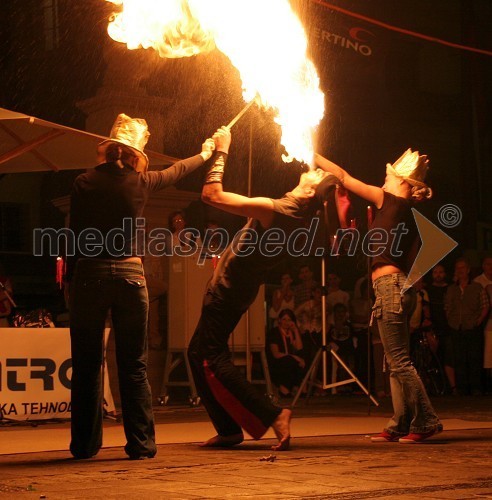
[202,127,275,228]
[314,154,384,209]
[148,138,216,191]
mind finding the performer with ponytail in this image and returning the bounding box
[188,127,346,452]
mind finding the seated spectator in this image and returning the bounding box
[293,265,317,309]
[266,309,306,397]
[329,303,356,381]
[269,273,295,327]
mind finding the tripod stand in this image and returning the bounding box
[291,202,378,408]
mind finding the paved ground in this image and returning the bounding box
[1,396,491,499]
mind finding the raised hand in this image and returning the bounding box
[200,138,216,161]
[213,126,232,154]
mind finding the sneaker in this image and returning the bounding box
[370,431,400,442]
[399,426,442,444]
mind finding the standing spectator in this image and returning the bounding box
[168,210,201,250]
[484,284,492,392]
[66,113,214,460]
[269,273,295,326]
[267,309,306,397]
[350,276,373,389]
[445,258,489,395]
[295,285,323,363]
[0,264,13,327]
[203,219,226,253]
[295,285,322,335]
[143,249,167,350]
[427,264,455,393]
[409,278,431,333]
[293,265,317,309]
[474,255,492,289]
[326,273,350,325]
[473,256,492,392]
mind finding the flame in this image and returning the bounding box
[106,0,325,165]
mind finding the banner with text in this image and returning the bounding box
[0,328,114,421]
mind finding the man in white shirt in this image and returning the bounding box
[473,256,492,390]
[474,256,492,288]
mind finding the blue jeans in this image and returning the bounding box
[373,273,441,436]
[69,259,156,458]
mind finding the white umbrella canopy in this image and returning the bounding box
[0,108,179,173]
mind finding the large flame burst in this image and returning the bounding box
[106,0,325,165]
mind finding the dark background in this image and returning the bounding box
[0,0,491,308]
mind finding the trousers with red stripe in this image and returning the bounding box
[188,287,282,439]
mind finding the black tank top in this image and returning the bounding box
[370,192,419,274]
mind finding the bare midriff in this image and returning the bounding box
[371,264,403,282]
[79,256,142,264]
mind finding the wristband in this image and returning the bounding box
[204,152,228,184]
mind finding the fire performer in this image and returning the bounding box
[188,126,345,451]
[66,114,215,460]
[314,151,443,443]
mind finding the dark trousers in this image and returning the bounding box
[188,287,281,439]
[452,328,483,395]
[269,355,304,392]
[69,260,156,459]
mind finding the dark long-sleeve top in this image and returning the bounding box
[66,155,204,281]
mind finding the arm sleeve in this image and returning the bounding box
[146,154,205,192]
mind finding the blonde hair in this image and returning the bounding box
[296,169,327,198]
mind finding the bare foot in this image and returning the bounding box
[199,433,244,448]
[271,408,292,451]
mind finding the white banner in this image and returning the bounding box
[0,328,114,421]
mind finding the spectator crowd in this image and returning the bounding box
[265,256,492,398]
